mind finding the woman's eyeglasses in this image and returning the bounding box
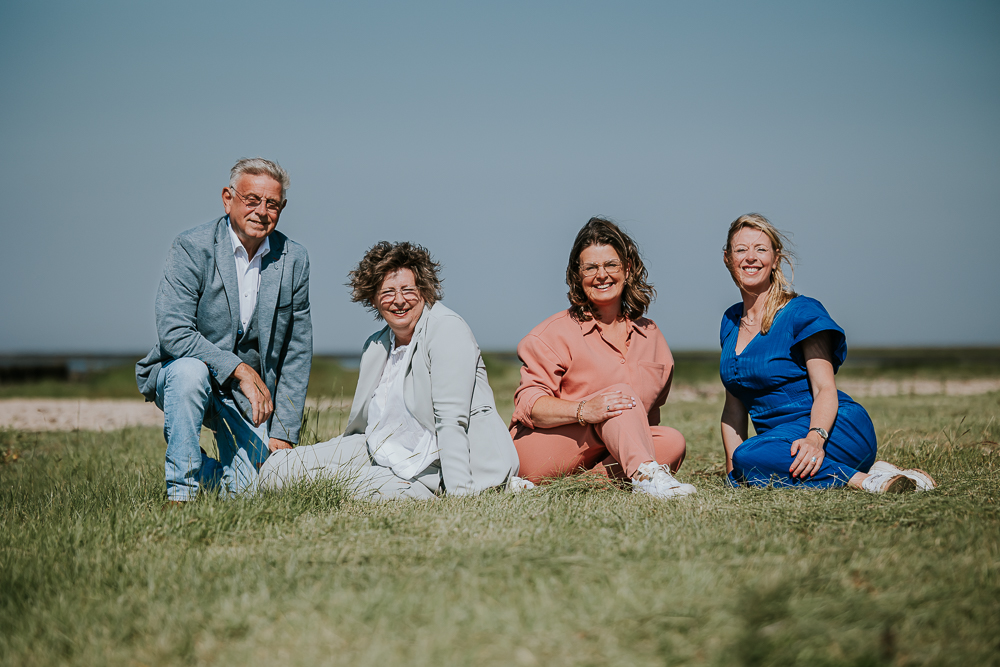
[580,260,623,277]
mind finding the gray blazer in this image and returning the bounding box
[136,217,313,443]
[345,302,518,494]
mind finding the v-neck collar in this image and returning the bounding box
[732,300,795,356]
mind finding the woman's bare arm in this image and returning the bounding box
[530,391,636,428]
[789,331,839,478]
[720,390,749,474]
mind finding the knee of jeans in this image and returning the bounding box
[164,358,211,395]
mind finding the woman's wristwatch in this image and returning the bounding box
[808,426,829,442]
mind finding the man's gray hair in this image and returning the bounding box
[229,157,290,199]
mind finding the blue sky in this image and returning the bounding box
[1,1,997,353]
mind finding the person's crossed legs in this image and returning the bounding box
[514,383,687,483]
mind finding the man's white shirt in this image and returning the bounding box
[227,220,270,332]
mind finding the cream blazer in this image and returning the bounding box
[344,302,519,495]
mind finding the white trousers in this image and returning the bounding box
[258,434,441,501]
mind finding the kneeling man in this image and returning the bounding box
[136,158,312,501]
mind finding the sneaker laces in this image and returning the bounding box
[632,461,696,498]
[633,461,660,482]
[635,462,682,491]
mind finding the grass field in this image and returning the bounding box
[4,347,1000,401]
[1,354,999,666]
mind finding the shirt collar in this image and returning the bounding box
[387,331,409,356]
[578,316,647,338]
[227,217,270,262]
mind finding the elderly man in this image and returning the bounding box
[136,158,312,502]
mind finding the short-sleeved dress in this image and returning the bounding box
[720,296,877,488]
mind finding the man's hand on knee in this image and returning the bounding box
[232,363,273,427]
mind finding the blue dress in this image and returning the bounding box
[719,296,877,488]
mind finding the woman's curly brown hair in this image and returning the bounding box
[566,217,655,321]
[348,241,443,317]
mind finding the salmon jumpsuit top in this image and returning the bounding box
[511,310,686,481]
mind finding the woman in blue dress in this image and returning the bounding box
[719,214,936,493]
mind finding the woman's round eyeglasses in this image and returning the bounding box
[580,260,623,277]
[379,287,421,304]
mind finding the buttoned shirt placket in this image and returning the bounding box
[228,221,270,334]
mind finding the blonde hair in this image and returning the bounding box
[723,213,797,335]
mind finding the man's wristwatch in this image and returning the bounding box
[808,427,829,442]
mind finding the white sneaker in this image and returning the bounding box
[632,462,697,499]
[507,476,536,493]
[860,471,917,494]
[869,460,937,491]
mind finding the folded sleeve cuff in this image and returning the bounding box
[511,387,552,430]
[790,298,848,372]
[213,352,244,384]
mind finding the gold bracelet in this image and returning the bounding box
[576,400,587,426]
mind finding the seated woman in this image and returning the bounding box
[260,241,520,500]
[719,213,936,493]
[510,217,696,499]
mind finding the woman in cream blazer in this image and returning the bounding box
[261,241,519,500]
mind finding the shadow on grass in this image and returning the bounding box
[729,572,902,667]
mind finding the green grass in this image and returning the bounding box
[303,356,361,400]
[2,381,998,665]
[0,362,143,399]
[0,356,362,401]
[3,347,998,400]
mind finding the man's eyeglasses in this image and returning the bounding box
[229,187,284,214]
[580,260,623,277]
[379,286,422,304]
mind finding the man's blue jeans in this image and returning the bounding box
[155,358,270,501]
